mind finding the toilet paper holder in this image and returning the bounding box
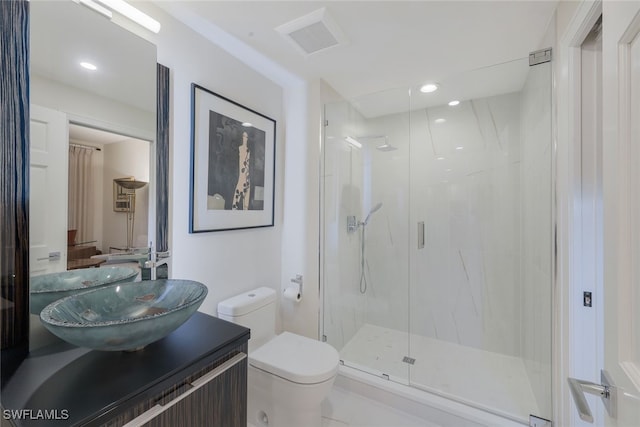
[290,274,303,295]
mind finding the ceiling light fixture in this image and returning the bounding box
[420,83,438,93]
[93,0,161,33]
[73,0,112,18]
[74,0,160,33]
[345,136,362,149]
[437,156,445,160]
[435,118,446,124]
[80,61,98,71]
[448,100,460,106]
[456,146,464,150]
[242,122,253,128]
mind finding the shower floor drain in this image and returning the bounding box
[402,356,416,365]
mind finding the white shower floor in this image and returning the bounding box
[339,324,539,423]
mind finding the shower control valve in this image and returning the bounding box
[347,215,358,233]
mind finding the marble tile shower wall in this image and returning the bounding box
[323,100,412,350]
[323,101,369,350]
[358,112,411,332]
[409,93,523,357]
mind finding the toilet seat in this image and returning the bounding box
[249,332,339,385]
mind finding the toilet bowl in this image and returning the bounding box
[218,287,339,427]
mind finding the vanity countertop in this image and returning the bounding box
[1,312,250,426]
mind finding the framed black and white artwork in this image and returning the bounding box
[189,83,276,232]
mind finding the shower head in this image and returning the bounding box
[363,202,383,225]
[376,143,397,152]
[355,135,397,152]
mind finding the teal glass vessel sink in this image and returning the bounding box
[30,267,138,314]
[40,279,208,351]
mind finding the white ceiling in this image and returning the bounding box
[31,1,558,119]
[165,1,558,116]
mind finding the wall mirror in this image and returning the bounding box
[29,0,160,349]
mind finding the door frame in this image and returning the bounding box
[554,1,604,426]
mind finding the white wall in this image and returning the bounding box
[279,81,323,338]
[136,3,286,320]
[30,75,155,142]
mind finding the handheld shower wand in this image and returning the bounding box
[358,202,383,294]
[361,202,383,226]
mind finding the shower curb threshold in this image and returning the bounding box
[336,365,529,427]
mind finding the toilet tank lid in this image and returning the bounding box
[217,287,276,317]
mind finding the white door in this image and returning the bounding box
[30,105,68,276]
[602,1,640,425]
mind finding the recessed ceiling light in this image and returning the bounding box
[456,146,464,150]
[437,156,445,160]
[435,118,446,124]
[448,100,460,106]
[242,122,253,127]
[420,83,438,93]
[80,62,97,71]
[445,168,452,172]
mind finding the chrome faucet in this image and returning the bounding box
[144,244,171,280]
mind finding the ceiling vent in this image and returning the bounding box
[276,8,347,56]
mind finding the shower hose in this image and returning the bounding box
[359,225,368,294]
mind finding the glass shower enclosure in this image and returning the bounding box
[321,57,553,423]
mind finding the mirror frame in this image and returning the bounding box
[1,0,30,378]
[156,64,169,253]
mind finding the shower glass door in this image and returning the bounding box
[321,87,412,384]
[407,58,553,423]
[321,55,553,424]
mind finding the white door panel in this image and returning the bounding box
[29,105,68,276]
[602,1,640,425]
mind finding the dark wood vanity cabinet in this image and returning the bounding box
[1,313,250,427]
[100,343,248,427]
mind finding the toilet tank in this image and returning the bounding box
[217,287,276,352]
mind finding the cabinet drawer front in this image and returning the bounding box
[123,352,247,427]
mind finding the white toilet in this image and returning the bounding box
[217,287,339,427]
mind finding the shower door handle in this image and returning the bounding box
[417,222,425,249]
[567,370,616,422]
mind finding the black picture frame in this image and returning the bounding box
[189,83,276,232]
